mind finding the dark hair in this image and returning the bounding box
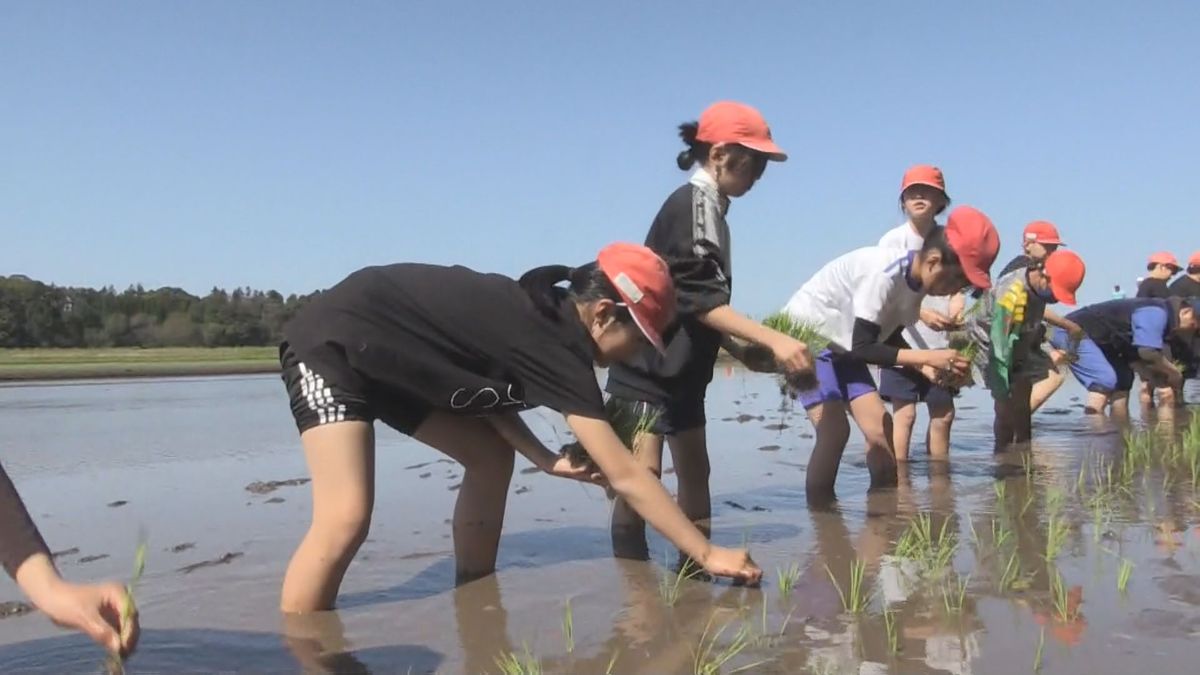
[675,121,764,174]
[518,263,634,324]
[1147,262,1158,272]
[918,226,962,267]
[1189,265,1200,275]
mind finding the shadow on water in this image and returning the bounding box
[0,619,443,674]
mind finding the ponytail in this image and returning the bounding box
[518,262,633,323]
[676,121,711,170]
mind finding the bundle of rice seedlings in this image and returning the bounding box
[761,312,829,391]
[560,398,660,470]
[104,534,147,675]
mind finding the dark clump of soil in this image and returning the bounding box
[448,483,461,491]
[519,466,540,475]
[51,547,80,560]
[418,472,432,479]
[265,497,285,504]
[404,461,432,470]
[79,554,110,564]
[0,601,34,618]
[764,423,789,431]
[759,445,781,452]
[178,552,243,574]
[724,500,768,512]
[514,486,531,495]
[735,414,764,424]
[244,478,310,495]
[166,542,196,553]
[107,500,128,508]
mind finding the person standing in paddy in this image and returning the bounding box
[781,206,1000,503]
[277,243,761,613]
[1049,296,1199,417]
[605,101,812,563]
[993,220,1086,413]
[877,165,963,462]
[966,250,1087,451]
[1169,252,1200,298]
[1137,252,1181,298]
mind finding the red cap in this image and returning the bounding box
[596,243,676,354]
[945,206,1001,290]
[1023,220,1063,245]
[1042,250,1086,305]
[696,101,787,161]
[1148,251,1180,269]
[1189,251,1200,268]
[900,164,948,197]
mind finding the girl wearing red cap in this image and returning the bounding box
[1138,252,1181,299]
[277,243,761,612]
[966,250,1087,451]
[1169,252,1200,298]
[605,102,812,564]
[1,462,140,657]
[781,207,1000,502]
[877,165,963,462]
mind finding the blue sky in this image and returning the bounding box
[2,1,1197,313]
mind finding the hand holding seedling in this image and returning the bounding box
[545,455,607,487]
[920,308,959,332]
[767,334,813,379]
[699,546,762,584]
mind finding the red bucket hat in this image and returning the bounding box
[945,206,1001,290]
[696,101,787,161]
[596,243,676,354]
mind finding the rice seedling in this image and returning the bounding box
[561,398,659,469]
[997,550,1021,592]
[692,614,768,675]
[776,563,801,599]
[941,575,970,615]
[1045,486,1065,518]
[561,599,574,653]
[824,559,869,614]
[894,513,958,576]
[1117,558,1134,593]
[494,644,542,675]
[659,556,702,607]
[883,606,900,654]
[1033,627,1046,672]
[1045,514,1070,561]
[1049,572,1080,623]
[604,650,620,675]
[807,656,839,675]
[105,533,147,675]
[994,479,1007,503]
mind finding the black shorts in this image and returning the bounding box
[878,367,955,407]
[279,343,431,435]
[607,393,706,436]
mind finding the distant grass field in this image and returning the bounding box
[0,346,279,381]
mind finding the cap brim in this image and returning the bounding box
[902,180,949,198]
[964,266,992,291]
[737,139,788,161]
[627,306,666,355]
[1050,280,1077,305]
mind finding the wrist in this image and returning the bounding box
[14,553,65,609]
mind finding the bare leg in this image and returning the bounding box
[1010,379,1034,446]
[805,401,851,505]
[1110,391,1131,419]
[1084,391,1110,415]
[1030,368,1065,412]
[926,399,955,460]
[1155,386,1178,423]
[890,399,917,462]
[610,432,664,560]
[413,412,516,584]
[282,421,376,612]
[848,393,898,489]
[993,397,1014,453]
[666,427,711,538]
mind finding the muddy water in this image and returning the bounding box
[1,373,1199,673]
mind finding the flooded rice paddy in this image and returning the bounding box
[1,372,1199,673]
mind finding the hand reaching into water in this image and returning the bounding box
[544,455,607,487]
[700,546,762,585]
[23,571,139,657]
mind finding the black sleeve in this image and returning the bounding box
[0,462,50,579]
[667,257,731,315]
[647,189,731,317]
[511,340,607,419]
[850,318,901,366]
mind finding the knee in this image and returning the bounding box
[313,503,372,550]
[892,405,917,427]
[461,442,516,481]
[929,408,955,432]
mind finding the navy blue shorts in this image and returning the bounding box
[606,394,706,436]
[795,350,878,409]
[878,367,955,407]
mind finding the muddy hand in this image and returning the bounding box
[547,456,608,487]
[39,580,139,657]
[701,546,762,584]
[771,336,814,378]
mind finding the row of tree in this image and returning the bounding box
[0,274,318,348]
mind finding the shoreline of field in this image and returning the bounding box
[0,347,280,382]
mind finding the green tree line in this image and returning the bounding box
[0,274,318,348]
